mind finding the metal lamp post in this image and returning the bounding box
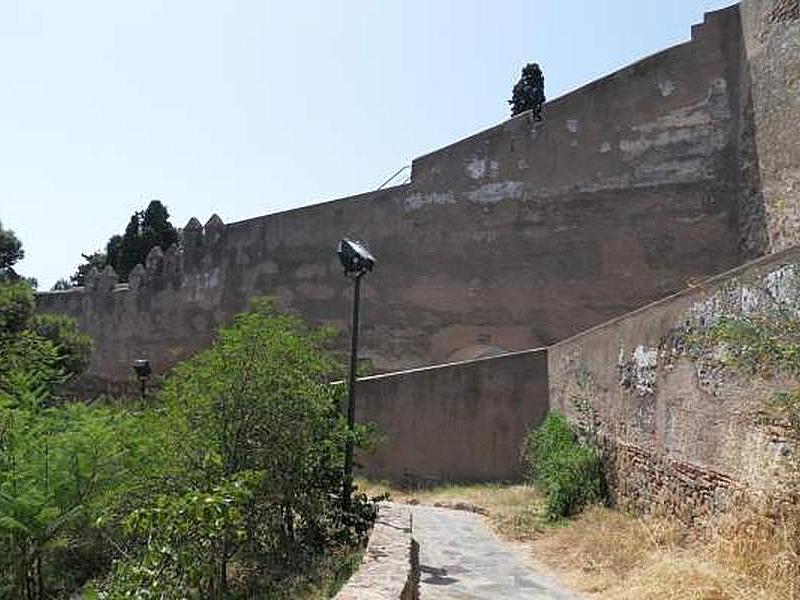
[132,359,151,401]
[337,239,375,510]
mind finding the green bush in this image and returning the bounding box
[103,471,261,599]
[28,313,93,377]
[96,297,377,598]
[0,397,135,598]
[521,412,606,520]
[0,280,35,335]
[0,290,377,598]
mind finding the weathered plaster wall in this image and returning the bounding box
[741,0,800,252]
[38,7,748,387]
[354,349,548,483]
[549,248,800,522]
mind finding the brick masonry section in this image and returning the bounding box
[336,504,419,600]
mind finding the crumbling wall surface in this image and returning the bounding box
[354,349,549,483]
[741,0,800,252]
[38,7,747,387]
[549,247,800,522]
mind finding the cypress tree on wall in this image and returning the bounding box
[509,63,545,120]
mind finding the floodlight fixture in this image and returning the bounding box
[132,358,151,400]
[337,239,375,278]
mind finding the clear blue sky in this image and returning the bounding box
[1,0,735,288]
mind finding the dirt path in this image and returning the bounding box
[411,504,575,599]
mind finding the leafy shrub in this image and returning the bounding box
[0,331,64,408]
[0,269,91,409]
[0,280,35,335]
[0,399,135,598]
[98,297,378,597]
[0,225,111,597]
[103,471,261,599]
[521,413,606,520]
[28,313,93,377]
[0,287,377,597]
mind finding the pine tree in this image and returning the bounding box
[509,63,545,120]
[0,219,24,281]
[70,251,107,287]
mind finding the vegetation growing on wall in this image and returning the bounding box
[678,306,800,592]
[520,413,606,520]
[686,312,800,426]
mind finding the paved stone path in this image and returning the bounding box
[411,504,575,599]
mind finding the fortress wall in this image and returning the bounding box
[412,6,742,198]
[549,248,800,522]
[38,6,748,388]
[354,348,549,483]
[741,0,800,252]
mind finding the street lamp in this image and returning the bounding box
[132,359,151,401]
[337,239,375,510]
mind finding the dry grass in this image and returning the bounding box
[357,478,800,599]
[530,505,800,599]
[708,504,800,598]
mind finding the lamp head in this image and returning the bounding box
[337,239,375,277]
[132,359,151,379]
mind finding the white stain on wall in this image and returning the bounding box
[465,157,500,180]
[617,78,731,185]
[404,191,456,210]
[466,157,486,179]
[618,344,660,395]
[466,181,524,204]
[658,80,676,97]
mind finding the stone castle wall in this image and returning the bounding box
[39,6,751,388]
[545,0,800,522]
[549,248,800,522]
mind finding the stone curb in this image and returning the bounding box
[335,503,419,599]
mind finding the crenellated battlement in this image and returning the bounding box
[40,213,231,301]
